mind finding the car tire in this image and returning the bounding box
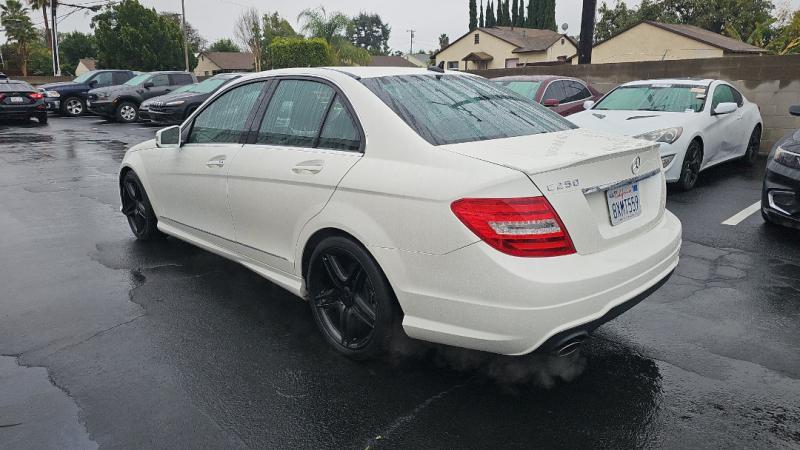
[121,171,164,241]
[306,235,402,360]
[742,125,762,165]
[677,139,703,191]
[61,96,85,117]
[115,101,139,123]
[37,113,48,125]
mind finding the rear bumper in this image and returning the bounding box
[371,210,682,355]
[0,105,46,119]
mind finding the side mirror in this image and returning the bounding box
[713,102,738,115]
[790,105,800,117]
[156,125,181,148]
[583,100,595,110]
[543,98,560,107]
[143,81,154,89]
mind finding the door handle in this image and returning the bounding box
[292,159,324,174]
[206,158,226,168]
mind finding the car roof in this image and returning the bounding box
[621,78,715,87]
[237,66,475,82]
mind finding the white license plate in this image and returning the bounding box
[606,182,641,226]
[10,97,24,103]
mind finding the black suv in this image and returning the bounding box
[87,71,196,123]
[139,73,243,125]
[39,70,135,117]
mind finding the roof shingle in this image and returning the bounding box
[645,21,765,54]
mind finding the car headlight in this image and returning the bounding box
[165,100,185,106]
[660,154,676,168]
[774,146,800,169]
[634,127,683,144]
[45,90,60,98]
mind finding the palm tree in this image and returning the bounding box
[1,0,38,75]
[297,6,370,66]
[26,0,50,51]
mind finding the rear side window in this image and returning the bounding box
[318,97,360,151]
[256,80,334,147]
[542,81,566,102]
[362,74,574,146]
[170,73,194,85]
[563,81,591,103]
[188,81,265,144]
[112,72,130,84]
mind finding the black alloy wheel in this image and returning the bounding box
[121,172,163,240]
[307,236,400,359]
[677,140,703,191]
[743,126,762,165]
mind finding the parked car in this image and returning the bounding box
[118,68,681,360]
[88,71,196,123]
[39,70,135,117]
[570,79,763,191]
[139,73,243,125]
[0,79,47,124]
[493,75,602,116]
[762,105,800,229]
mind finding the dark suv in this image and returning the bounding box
[87,71,196,123]
[39,70,135,117]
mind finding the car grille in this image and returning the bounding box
[148,101,165,111]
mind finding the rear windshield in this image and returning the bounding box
[594,84,707,112]
[0,82,33,92]
[493,80,542,101]
[362,74,574,145]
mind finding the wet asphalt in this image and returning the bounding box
[0,116,798,449]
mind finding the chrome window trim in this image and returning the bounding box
[581,168,662,195]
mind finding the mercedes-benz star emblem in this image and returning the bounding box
[631,156,642,174]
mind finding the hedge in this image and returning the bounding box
[268,37,334,69]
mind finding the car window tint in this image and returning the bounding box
[711,85,735,110]
[188,81,265,144]
[542,81,566,102]
[318,96,360,151]
[92,72,114,87]
[562,81,591,103]
[170,73,193,85]
[149,74,170,87]
[256,80,334,147]
[112,72,129,84]
[496,80,541,101]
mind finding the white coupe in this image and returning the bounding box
[570,79,763,191]
[119,68,681,359]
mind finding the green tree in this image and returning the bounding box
[439,33,450,50]
[91,0,190,71]
[542,0,556,31]
[269,37,333,68]
[58,31,96,75]
[518,0,525,27]
[160,12,206,52]
[297,6,369,66]
[207,38,240,52]
[486,0,495,26]
[512,0,519,26]
[1,0,38,75]
[263,11,300,46]
[469,0,477,30]
[479,0,484,27]
[234,7,263,71]
[527,0,544,28]
[348,12,391,55]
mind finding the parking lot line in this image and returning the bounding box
[721,201,761,226]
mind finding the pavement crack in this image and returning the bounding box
[39,314,146,359]
[0,422,24,428]
[363,377,474,448]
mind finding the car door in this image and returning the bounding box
[90,71,114,89]
[226,78,363,273]
[541,80,567,114]
[141,73,172,100]
[705,83,747,165]
[152,80,268,242]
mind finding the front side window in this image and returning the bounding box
[594,84,706,113]
[318,97,360,151]
[188,81,265,144]
[92,72,114,87]
[256,80,334,147]
[362,74,574,146]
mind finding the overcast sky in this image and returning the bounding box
[4,0,800,54]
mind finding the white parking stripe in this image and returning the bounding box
[722,201,761,226]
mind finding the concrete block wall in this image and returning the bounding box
[471,54,800,153]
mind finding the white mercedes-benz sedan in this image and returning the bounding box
[119,67,681,359]
[570,79,763,191]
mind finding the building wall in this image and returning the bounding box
[470,54,800,153]
[589,22,724,64]
[193,55,221,77]
[75,62,92,76]
[435,29,575,70]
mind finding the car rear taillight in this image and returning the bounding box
[28,92,44,100]
[0,94,5,102]
[451,197,575,257]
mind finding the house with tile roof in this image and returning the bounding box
[434,27,577,71]
[587,21,766,64]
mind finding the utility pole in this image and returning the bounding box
[406,29,415,55]
[181,0,189,72]
[51,0,60,76]
[577,0,596,64]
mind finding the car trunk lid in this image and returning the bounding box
[442,128,666,254]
